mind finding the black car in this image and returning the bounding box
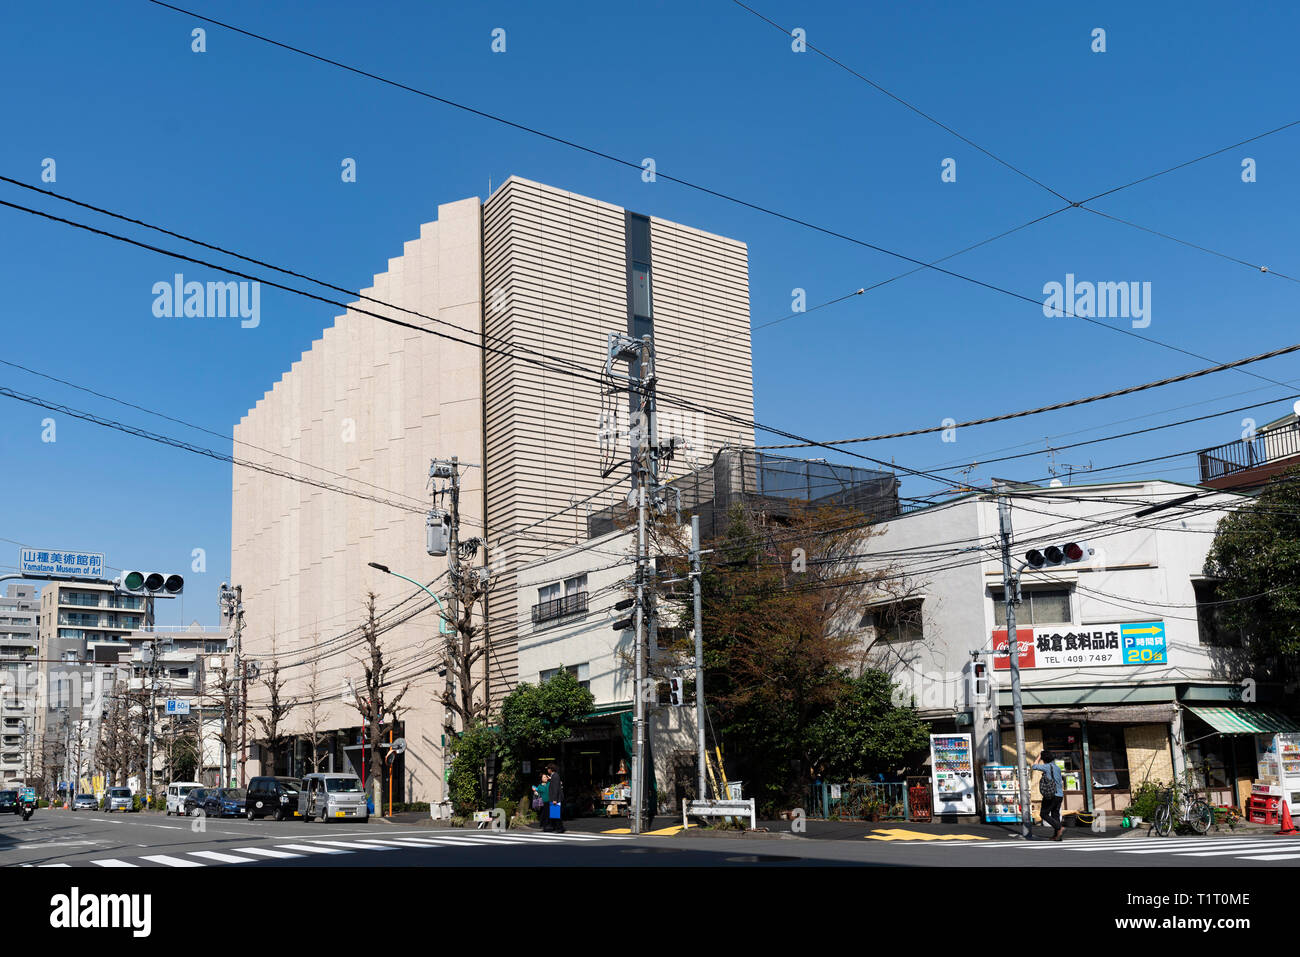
[203,788,247,818]
[245,776,302,821]
[0,790,17,814]
[183,787,211,816]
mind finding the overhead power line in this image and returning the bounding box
[758,340,1300,449]
[136,1,1292,391]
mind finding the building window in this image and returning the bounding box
[539,663,590,691]
[1193,581,1242,647]
[632,262,652,318]
[992,588,1072,626]
[1087,728,1131,791]
[859,600,924,642]
[532,575,590,625]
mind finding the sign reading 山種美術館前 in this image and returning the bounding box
[994,621,1168,669]
[18,547,106,580]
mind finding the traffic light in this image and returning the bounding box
[669,676,684,706]
[612,597,636,632]
[121,571,184,595]
[969,660,988,705]
[1024,541,1091,569]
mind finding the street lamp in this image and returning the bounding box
[366,563,452,635]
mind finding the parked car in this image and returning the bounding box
[0,789,18,814]
[245,776,302,820]
[105,787,134,812]
[165,781,202,816]
[183,787,210,817]
[73,793,98,811]
[298,773,368,823]
[202,788,248,818]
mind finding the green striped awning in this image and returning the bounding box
[1186,706,1300,735]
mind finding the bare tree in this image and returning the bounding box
[208,660,239,787]
[252,655,296,777]
[442,569,490,731]
[303,651,325,774]
[352,593,411,813]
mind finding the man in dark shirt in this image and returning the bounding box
[546,763,565,833]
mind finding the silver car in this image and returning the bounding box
[106,787,133,812]
[298,773,368,822]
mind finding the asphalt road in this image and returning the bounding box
[3,811,1299,867]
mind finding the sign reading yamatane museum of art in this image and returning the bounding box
[18,547,106,580]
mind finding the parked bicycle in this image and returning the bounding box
[1150,784,1212,836]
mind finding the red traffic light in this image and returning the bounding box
[1063,542,1085,562]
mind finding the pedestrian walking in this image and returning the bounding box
[532,770,551,831]
[1031,749,1066,840]
[546,762,565,833]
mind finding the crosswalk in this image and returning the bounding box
[25,830,629,867]
[903,834,1300,862]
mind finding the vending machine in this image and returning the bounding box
[982,765,1020,823]
[1252,732,1300,820]
[930,733,976,815]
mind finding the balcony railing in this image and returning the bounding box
[1198,422,1300,483]
[531,591,589,625]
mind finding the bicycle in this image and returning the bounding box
[1150,784,1212,836]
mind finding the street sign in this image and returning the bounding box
[19,547,106,580]
[165,699,191,715]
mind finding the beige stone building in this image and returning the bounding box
[230,177,755,804]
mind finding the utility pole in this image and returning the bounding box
[997,488,1033,839]
[604,332,680,834]
[236,585,246,788]
[144,640,157,807]
[690,514,706,803]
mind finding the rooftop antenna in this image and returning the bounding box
[1046,439,1093,485]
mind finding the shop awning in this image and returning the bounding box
[584,702,633,719]
[1185,705,1300,735]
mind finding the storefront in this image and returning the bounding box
[997,702,1181,818]
[1182,705,1300,815]
[524,707,633,818]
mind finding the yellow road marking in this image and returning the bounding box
[603,824,697,836]
[865,828,988,841]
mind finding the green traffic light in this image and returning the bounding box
[124,571,144,590]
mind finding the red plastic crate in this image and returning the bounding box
[1248,794,1280,825]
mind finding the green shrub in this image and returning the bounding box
[1126,780,1165,820]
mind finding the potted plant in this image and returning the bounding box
[865,798,886,822]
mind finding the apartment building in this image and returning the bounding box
[0,583,39,785]
[231,177,756,803]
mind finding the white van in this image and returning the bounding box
[165,781,202,816]
[298,773,368,822]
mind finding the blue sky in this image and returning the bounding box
[2,0,1299,623]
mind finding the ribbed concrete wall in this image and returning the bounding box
[231,197,483,803]
[481,178,754,706]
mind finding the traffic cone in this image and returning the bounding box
[1277,800,1297,836]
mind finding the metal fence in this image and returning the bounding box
[807,781,911,821]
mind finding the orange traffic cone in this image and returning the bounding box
[1277,800,1297,836]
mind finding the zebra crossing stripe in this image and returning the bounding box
[38,863,72,867]
[1118,841,1283,855]
[302,840,396,851]
[272,843,349,855]
[91,858,137,867]
[1164,843,1293,857]
[1237,852,1300,861]
[232,846,304,858]
[140,854,204,867]
[188,850,261,863]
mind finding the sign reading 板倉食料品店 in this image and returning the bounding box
[19,547,106,580]
[993,621,1167,669]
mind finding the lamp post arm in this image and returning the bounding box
[378,569,452,635]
